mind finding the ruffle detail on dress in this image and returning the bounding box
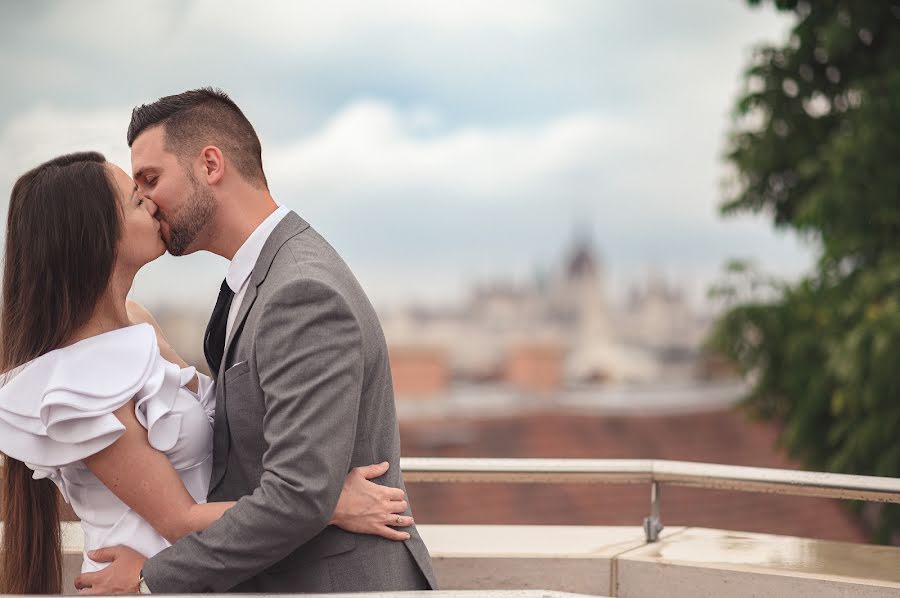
[133,358,189,453]
[193,370,216,426]
[0,324,202,498]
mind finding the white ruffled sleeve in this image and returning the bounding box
[0,324,199,499]
[194,372,216,425]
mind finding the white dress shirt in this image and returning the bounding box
[225,205,290,342]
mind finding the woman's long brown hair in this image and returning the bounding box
[0,152,121,594]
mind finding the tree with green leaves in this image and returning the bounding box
[710,0,900,543]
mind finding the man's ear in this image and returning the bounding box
[200,146,225,185]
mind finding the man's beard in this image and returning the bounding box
[165,171,217,256]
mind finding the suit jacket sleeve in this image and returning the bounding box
[142,277,364,592]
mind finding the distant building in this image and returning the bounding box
[151,231,717,398]
[382,232,714,396]
[505,343,564,394]
[388,347,449,398]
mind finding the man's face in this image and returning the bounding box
[131,126,216,256]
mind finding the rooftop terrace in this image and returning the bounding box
[44,458,900,597]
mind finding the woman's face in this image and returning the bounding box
[107,163,165,270]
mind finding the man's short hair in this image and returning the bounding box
[127,87,267,188]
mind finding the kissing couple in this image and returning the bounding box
[0,87,436,594]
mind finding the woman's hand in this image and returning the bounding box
[330,462,413,541]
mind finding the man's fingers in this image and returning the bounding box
[87,547,117,562]
[384,514,413,527]
[375,525,411,541]
[388,499,409,513]
[383,487,406,502]
[79,586,103,595]
[74,572,99,590]
[355,461,390,480]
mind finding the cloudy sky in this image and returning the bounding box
[0,1,809,313]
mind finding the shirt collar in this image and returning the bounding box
[225,205,290,293]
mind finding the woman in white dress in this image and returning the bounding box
[0,152,413,594]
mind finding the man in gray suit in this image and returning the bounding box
[77,88,436,593]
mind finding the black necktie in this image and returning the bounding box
[204,279,235,378]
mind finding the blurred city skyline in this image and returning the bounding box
[0,0,809,312]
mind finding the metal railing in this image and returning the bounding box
[399,458,900,542]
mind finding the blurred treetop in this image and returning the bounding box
[712,0,900,543]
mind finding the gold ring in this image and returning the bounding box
[395,515,402,525]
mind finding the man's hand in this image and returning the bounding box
[74,545,146,594]
[330,462,413,541]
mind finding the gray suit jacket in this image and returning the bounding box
[143,212,436,592]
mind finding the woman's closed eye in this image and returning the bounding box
[129,188,145,207]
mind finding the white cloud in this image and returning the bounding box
[267,100,638,203]
[0,91,812,311]
[0,1,809,311]
[264,98,743,232]
[21,0,572,69]
[185,0,569,54]
[28,0,181,51]
[259,99,813,308]
[0,104,132,177]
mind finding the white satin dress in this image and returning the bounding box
[0,324,215,573]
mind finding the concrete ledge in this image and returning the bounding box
[420,525,683,595]
[245,593,604,598]
[614,527,900,598]
[56,523,900,597]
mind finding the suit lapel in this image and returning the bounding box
[220,212,309,368]
[203,305,219,375]
[221,284,257,372]
[208,378,229,493]
[208,211,310,496]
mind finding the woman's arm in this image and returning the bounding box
[84,402,413,544]
[83,401,233,543]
